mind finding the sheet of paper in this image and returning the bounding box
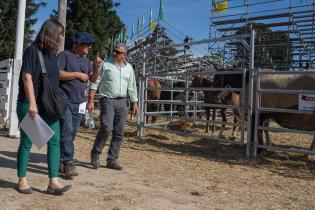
[78,102,87,114]
[19,114,55,150]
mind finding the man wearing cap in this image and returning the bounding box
[87,43,138,171]
[57,32,102,178]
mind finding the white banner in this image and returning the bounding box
[299,94,315,111]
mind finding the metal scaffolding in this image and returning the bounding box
[126,20,215,81]
[209,0,315,71]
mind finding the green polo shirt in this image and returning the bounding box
[89,59,138,102]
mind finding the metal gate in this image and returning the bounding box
[253,69,315,157]
[135,32,255,155]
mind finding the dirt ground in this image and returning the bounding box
[1,114,315,210]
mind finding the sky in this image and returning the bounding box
[33,0,211,42]
[32,0,313,57]
[33,0,57,32]
[114,0,210,41]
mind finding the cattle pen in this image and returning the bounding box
[132,33,254,154]
[127,0,315,158]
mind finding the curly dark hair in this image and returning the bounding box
[35,19,64,55]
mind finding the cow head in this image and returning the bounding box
[190,76,204,88]
[190,76,214,88]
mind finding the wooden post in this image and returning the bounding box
[58,0,67,52]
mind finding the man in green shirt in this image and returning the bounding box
[87,43,138,170]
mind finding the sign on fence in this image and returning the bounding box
[299,94,315,111]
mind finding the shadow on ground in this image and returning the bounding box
[125,128,315,180]
[0,151,48,176]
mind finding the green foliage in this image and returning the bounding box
[53,0,125,59]
[233,22,293,71]
[0,0,45,60]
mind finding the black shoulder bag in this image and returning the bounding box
[37,49,67,121]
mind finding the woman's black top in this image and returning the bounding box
[17,44,59,104]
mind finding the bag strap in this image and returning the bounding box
[37,49,47,75]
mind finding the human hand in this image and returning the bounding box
[132,102,138,116]
[76,72,89,82]
[87,100,94,112]
[28,103,38,119]
[93,52,103,70]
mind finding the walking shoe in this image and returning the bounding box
[64,161,79,178]
[91,153,100,169]
[16,186,33,194]
[47,184,72,195]
[105,162,123,171]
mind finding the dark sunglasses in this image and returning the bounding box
[114,50,127,55]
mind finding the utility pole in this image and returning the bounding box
[58,0,67,52]
[9,0,26,137]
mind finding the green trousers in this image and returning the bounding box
[17,103,60,178]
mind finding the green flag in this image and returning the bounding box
[137,17,140,33]
[121,30,125,42]
[124,29,128,42]
[212,0,216,9]
[131,24,134,38]
[117,31,121,43]
[141,15,145,30]
[159,0,164,20]
[149,7,153,25]
[125,29,128,42]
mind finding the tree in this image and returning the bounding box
[54,0,124,58]
[0,0,45,60]
[232,22,293,71]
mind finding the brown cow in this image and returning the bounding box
[129,78,161,123]
[213,70,315,151]
[190,76,227,134]
[217,91,243,139]
[257,73,315,150]
[146,78,161,124]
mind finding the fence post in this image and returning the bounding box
[137,50,146,137]
[184,74,189,133]
[240,69,247,144]
[253,68,260,157]
[58,0,67,52]
[170,79,174,121]
[246,28,256,156]
[193,91,197,126]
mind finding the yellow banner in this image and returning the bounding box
[213,0,228,13]
[150,21,157,31]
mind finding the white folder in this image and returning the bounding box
[19,114,55,150]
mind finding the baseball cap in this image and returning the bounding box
[72,32,95,44]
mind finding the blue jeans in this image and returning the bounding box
[60,102,83,161]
